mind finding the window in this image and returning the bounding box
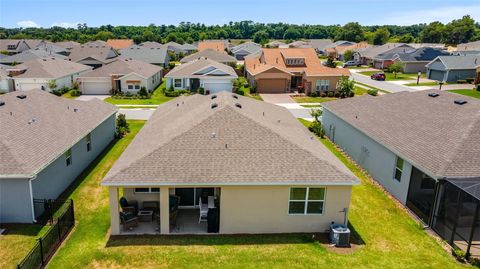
[127,84,133,90]
[134,84,140,90]
[134,187,160,193]
[174,79,182,88]
[316,80,330,91]
[86,133,92,152]
[394,156,404,181]
[65,149,72,166]
[289,187,325,215]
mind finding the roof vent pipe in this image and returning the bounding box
[454,100,467,105]
[0,101,4,106]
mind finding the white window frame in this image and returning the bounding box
[127,84,133,90]
[174,78,182,88]
[86,133,92,152]
[65,149,72,166]
[288,187,326,215]
[134,187,160,194]
[394,156,404,182]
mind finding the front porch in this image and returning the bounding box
[108,187,220,235]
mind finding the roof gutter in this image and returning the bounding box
[101,180,361,187]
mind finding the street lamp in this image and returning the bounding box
[417,71,421,85]
[439,80,445,90]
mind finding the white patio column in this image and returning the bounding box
[159,187,170,234]
[109,186,120,235]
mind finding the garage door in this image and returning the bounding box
[82,81,111,95]
[203,82,231,94]
[18,83,41,91]
[257,79,287,93]
[428,70,445,82]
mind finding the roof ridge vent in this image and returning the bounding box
[454,100,467,105]
[17,94,27,99]
[428,92,439,98]
[211,103,218,109]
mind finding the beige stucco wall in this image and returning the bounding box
[304,75,342,94]
[219,185,352,234]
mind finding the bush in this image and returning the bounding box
[308,91,318,97]
[334,92,341,98]
[164,90,181,97]
[477,84,480,91]
[70,89,81,97]
[116,114,130,138]
[198,87,205,95]
[250,84,257,94]
[367,89,378,96]
[319,92,327,97]
[308,121,325,138]
[235,89,245,96]
[465,78,475,84]
[348,91,355,97]
[327,91,334,97]
[167,62,176,70]
[457,79,467,84]
[452,248,466,262]
[138,86,149,98]
[72,80,80,90]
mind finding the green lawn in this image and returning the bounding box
[447,89,480,99]
[359,71,425,81]
[104,82,174,105]
[404,81,442,87]
[40,115,466,268]
[237,77,263,101]
[61,90,78,99]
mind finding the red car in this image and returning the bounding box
[370,73,386,81]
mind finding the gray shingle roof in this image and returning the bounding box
[103,92,358,186]
[358,43,412,59]
[180,49,237,64]
[78,58,162,78]
[309,39,334,51]
[394,47,450,62]
[0,49,67,64]
[68,44,118,63]
[119,45,169,65]
[13,58,92,79]
[322,90,480,179]
[428,55,480,70]
[165,58,237,78]
[0,89,117,177]
[231,42,262,54]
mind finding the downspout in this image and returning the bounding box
[29,175,37,223]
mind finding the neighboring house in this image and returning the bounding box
[309,39,334,54]
[33,43,69,56]
[0,64,13,92]
[0,49,67,65]
[371,45,416,69]
[407,43,446,50]
[0,89,117,223]
[230,42,262,60]
[68,43,119,69]
[139,41,164,48]
[106,39,134,50]
[245,48,350,94]
[54,41,80,51]
[119,45,169,67]
[77,58,163,95]
[102,92,359,235]
[476,65,480,84]
[9,58,92,91]
[165,58,237,93]
[336,42,370,61]
[180,49,237,65]
[266,40,288,48]
[353,43,412,66]
[426,55,480,82]
[321,90,480,253]
[323,41,356,58]
[164,41,197,54]
[0,39,48,55]
[456,41,480,52]
[393,47,451,73]
[197,40,227,53]
[288,40,311,48]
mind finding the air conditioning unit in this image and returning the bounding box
[329,223,350,247]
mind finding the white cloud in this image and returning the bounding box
[51,22,79,28]
[17,20,39,28]
[369,5,480,25]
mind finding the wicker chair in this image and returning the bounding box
[120,212,138,230]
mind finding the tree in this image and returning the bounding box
[419,21,444,43]
[252,30,269,44]
[344,50,354,61]
[444,15,476,44]
[116,114,130,138]
[398,33,415,43]
[47,79,57,90]
[373,27,390,45]
[283,27,301,40]
[309,109,325,138]
[388,62,404,78]
[93,31,114,41]
[338,76,354,97]
[310,108,322,122]
[325,55,336,68]
[335,22,364,42]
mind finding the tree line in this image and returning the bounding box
[0,16,479,45]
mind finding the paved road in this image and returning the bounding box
[118,108,154,120]
[351,72,417,93]
[260,94,314,121]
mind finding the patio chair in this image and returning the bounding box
[199,197,208,223]
[119,197,138,215]
[169,195,180,213]
[142,201,159,214]
[120,212,138,231]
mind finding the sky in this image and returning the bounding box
[0,0,479,28]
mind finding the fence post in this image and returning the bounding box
[71,199,75,223]
[38,238,45,266]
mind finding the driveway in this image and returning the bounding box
[118,108,155,120]
[75,95,110,101]
[260,94,313,121]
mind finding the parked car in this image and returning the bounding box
[371,73,386,81]
[342,61,360,67]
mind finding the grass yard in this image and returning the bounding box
[293,87,368,104]
[104,82,174,105]
[39,115,466,268]
[447,89,480,99]
[359,71,425,81]
[355,82,390,94]
[404,81,442,87]
[61,90,79,99]
[237,76,263,101]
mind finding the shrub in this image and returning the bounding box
[334,92,341,98]
[250,84,257,94]
[72,80,80,90]
[367,89,378,96]
[164,90,181,97]
[116,114,130,138]
[235,89,245,96]
[308,121,325,138]
[319,92,327,97]
[167,62,176,70]
[198,87,205,95]
[348,91,355,97]
[477,84,480,91]
[452,248,466,262]
[457,79,467,84]
[327,91,334,97]
[465,78,475,84]
[138,86,149,98]
[70,89,81,97]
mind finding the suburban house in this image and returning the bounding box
[476,65,480,84]
[244,48,350,94]
[0,64,12,92]
[353,43,413,66]
[54,41,80,51]
[68,43,119,69]
[321,90,480,256]
[371,45,416,69]
[165,58,237,93]
[392,47,451,73]
[287,40,311,48]
[139,41,164,48]
[8,57,92,91]
[0,49,67,65]
[0,89,117,223]
[119,45,169,67]
[335,42,370,61]
[407,43,446,50]
[77,58,163,95]
[197,40,227,53]
[106,39,134,50]
[266,40,288,48]
[426,55,480,82]
[324,41,356,58]
[230,42,262,60]
[180,49,237,65]
[164,41,197,54]
[102,92,359,235]
[456,41,480,52]
[0,39,48,55]
[309,39,334,54]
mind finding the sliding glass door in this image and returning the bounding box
[175,188,215,208]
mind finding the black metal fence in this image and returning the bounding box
[17,199,75,269]
[33,199,72,225]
